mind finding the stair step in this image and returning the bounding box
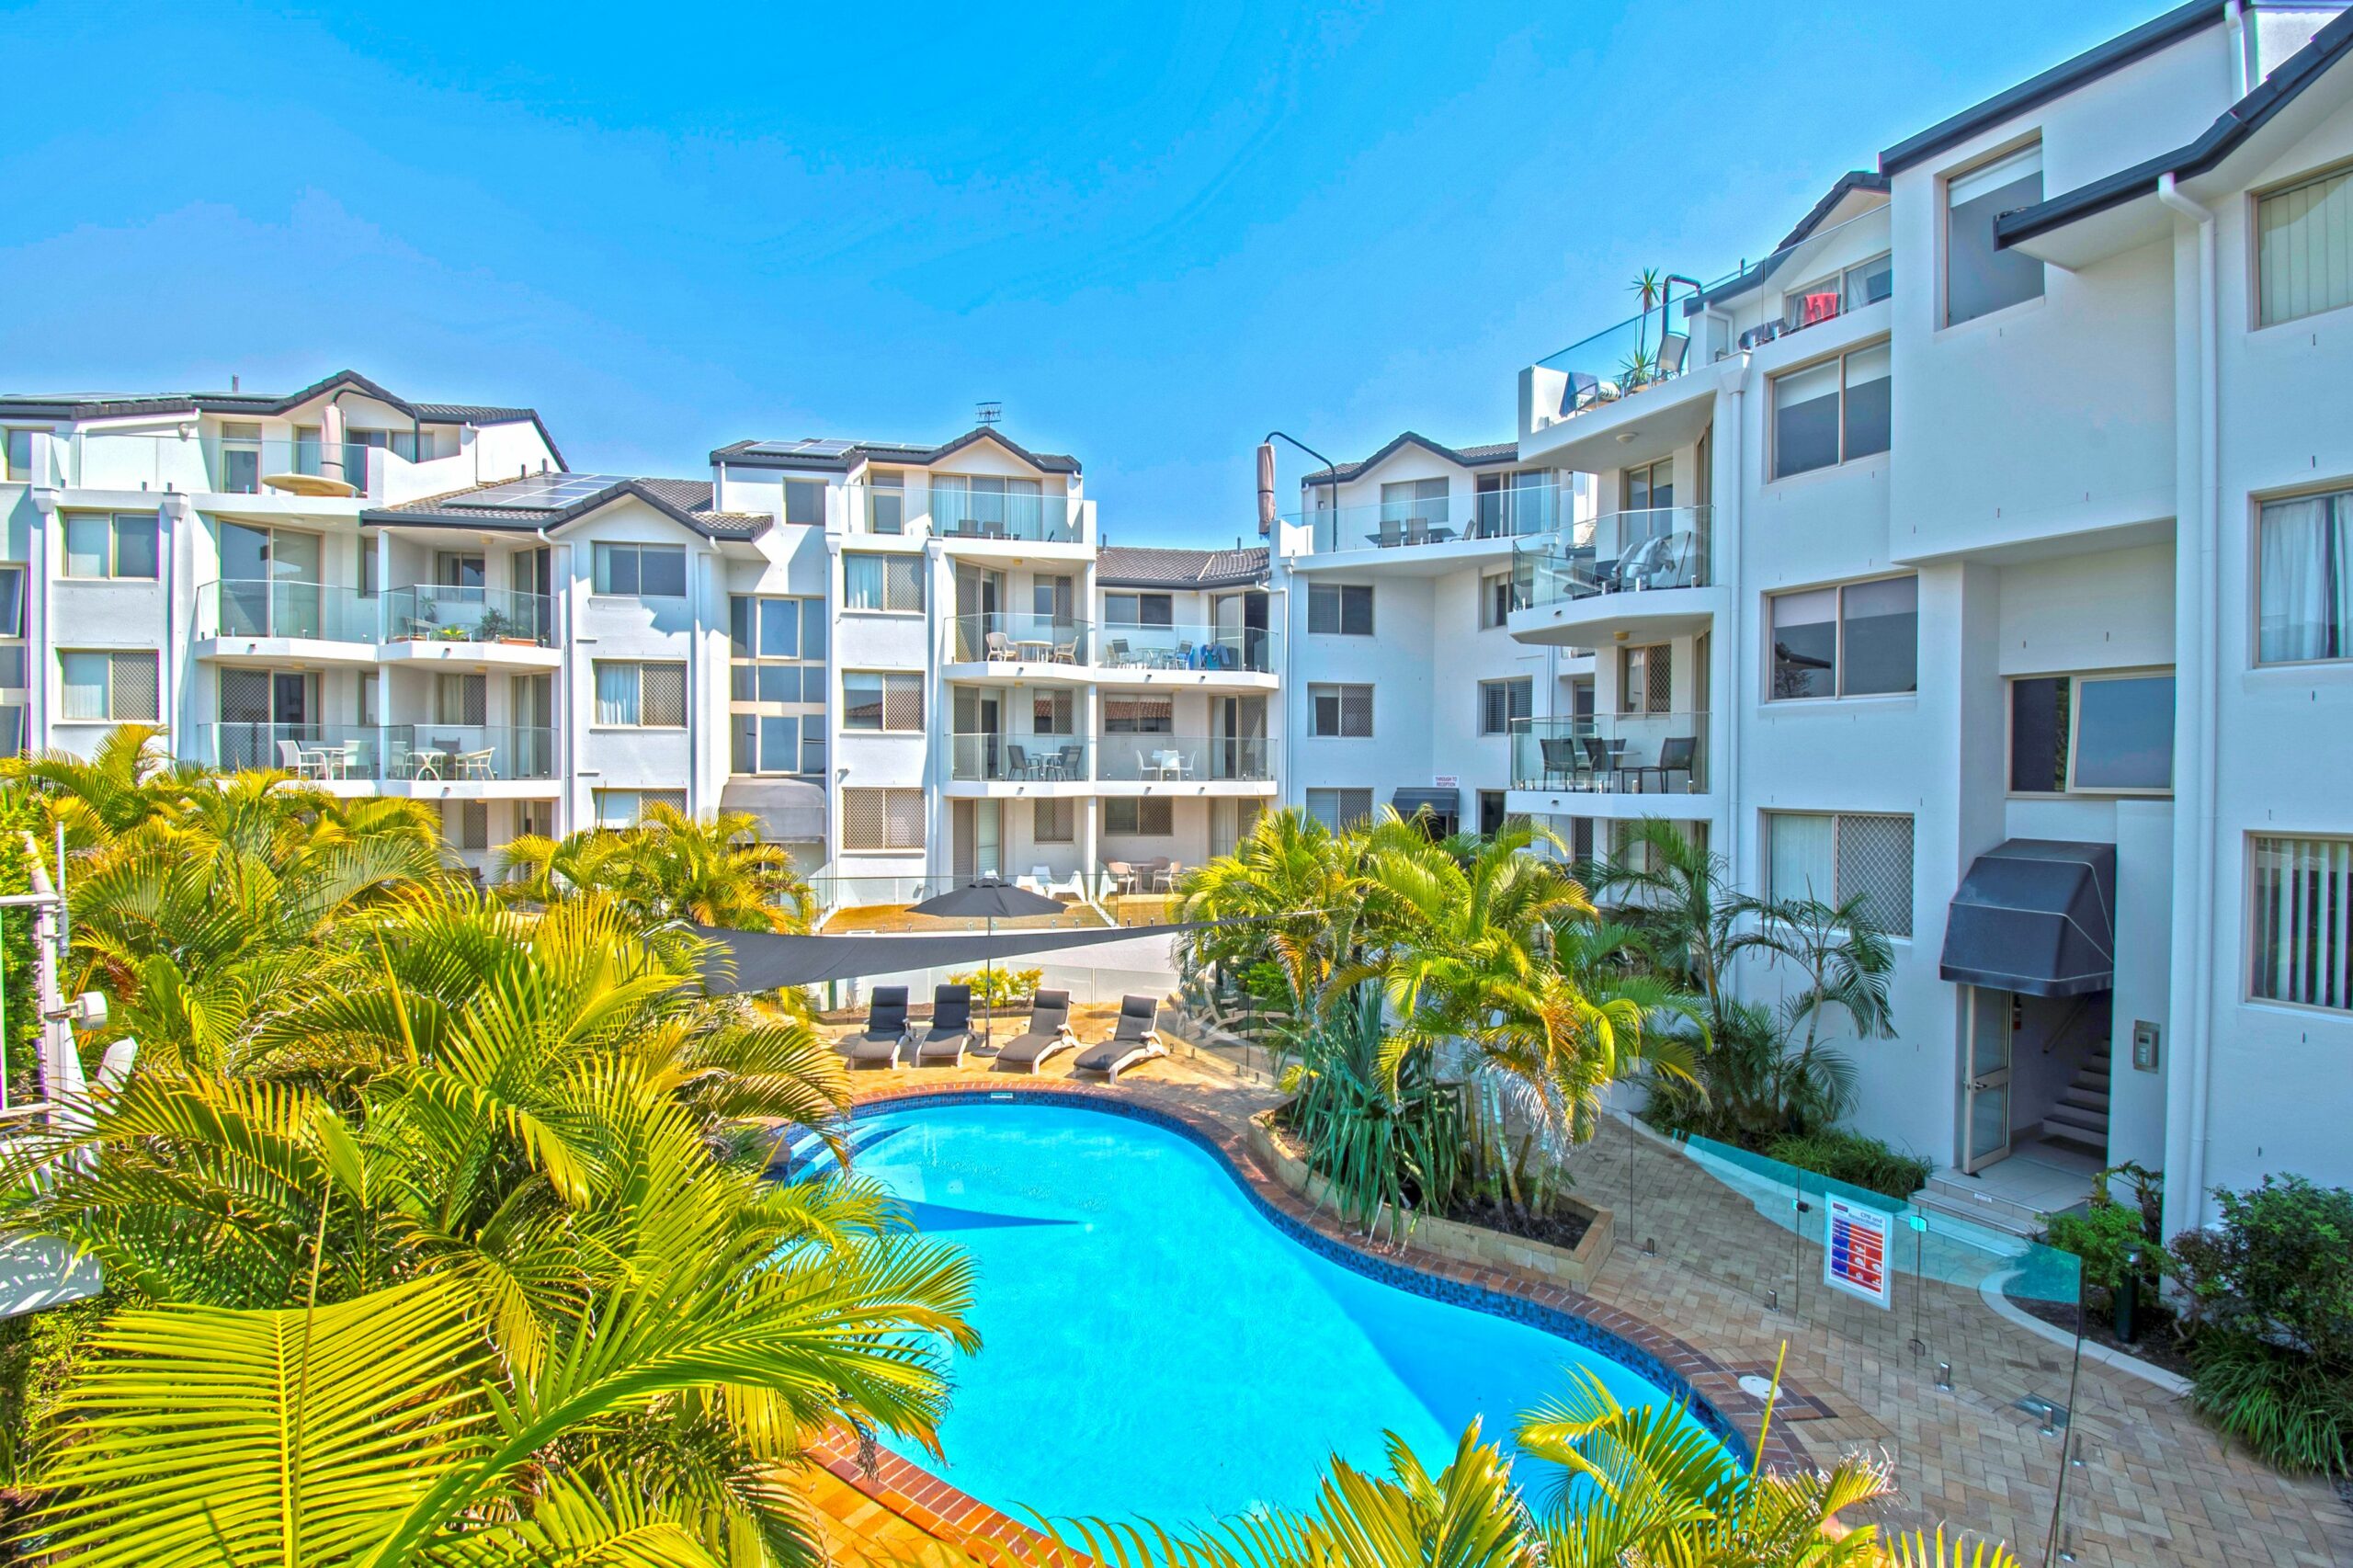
[2062,1086,2110,1112]
[1917,1179,2043,1237]
[2045,1104,2108,1133]
[2040,1124,2108,1159]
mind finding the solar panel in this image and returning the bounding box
[748,437,856,458]
[449,473,629,511]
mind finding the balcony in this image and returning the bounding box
[949,733,1094,784]
[196,580,380,645]
[46,434,459,499]
[947,612,1093,665]
[847,483,1084,544]
[189,723,556,785]
[382,585,556,649]
[1099,621,1278,676]
[1509,713,1709,796]
[1523,306,1701,437]
[1517,506,1713,605]
[1096,734,1277,784]
[1288,486,1563,556]
[195,581,558,660]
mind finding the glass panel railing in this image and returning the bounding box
[1096,734,1277,782]
[1282,487,1563,554]
[1514,506,1713,607]
[846,483,1083,543]
[195,580,380,643]
[187,723,554,782]
[1098,621,1279,674]
[946,612,1093,665]
[1529,302,1702,426]
[383,585,556,648]
[1510,712,1709,794]
[949,733,1093,782]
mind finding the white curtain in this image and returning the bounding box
[1767,812,1836,904]
[2259,494,2353,663]
[595,663,637,726]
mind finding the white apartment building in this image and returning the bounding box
[1415,0,2353,1239]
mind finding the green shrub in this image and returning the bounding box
[2040,1162,2165,1297]
[2188,1334,2353,1475]
[1763,1128,1932,1200]
[2169,1174,2353,1363]
[947,967,1042,1009]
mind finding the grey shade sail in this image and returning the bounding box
[907,875,1064,921]
[719,778,825,844]
[1938,839,2117,997]
[1392,788,1460,820]
[691,920,1218,993]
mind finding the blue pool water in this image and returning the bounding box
[843,1099,1725,1522]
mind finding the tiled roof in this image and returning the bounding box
[1686,171,1893,313]
[1302,432,1518,485]
[0,369,565,470]
[710,426,1081,475]
[362,475,771,542]
[1095,545,1270,589]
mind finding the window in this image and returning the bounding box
[841,788,926,851]
[1309,683,1373,738]
[2008,672,2174,793]
[1033,574,1075,621]
[59,650,159,722]
[864,472,904,533]
[1106,797,1175,836]
[1946,143,2043,325]
[1783,255,1893,327]
[1479,676,1532,736]
[1771,344,1890,478]
[63,512,160,580]
[2251,835,2353,1009]
[0,566,23,640]
[784,479,826,528]
[1034,798,1075,843]
[731,713,824,776]
[1032,688,1074,735]
[1305,788,1373,832]
[1104,695,1174,733]
[595,789,688,829]
[1474,470,1555,537]
[842,671,924,732]
[1380,478,1449,529]
[1765,812,1915,937]
[1103,591,1173,627]
[435,672,487,726]
[2258,166,2353,326]
[728,596,824,775]
[844,551,924,612]
[1479,568,1524,630]
[1624,458,1674,512]
[1619,645,1671,714]
[4,429,33,482]
[448,801,490,853]
[591,542,686,598]
[1768,576,1917,699]
[594,661,687,727]
[1308,583,1374,635]
[2257,488,2353,662]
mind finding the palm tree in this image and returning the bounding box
[1729,892,1898,1057]
[1176,807,1366,1013]
[1047,1365,2019,1568]
[494,803,813,933]
[3,723,191,849]
[1590,817,1738,1020]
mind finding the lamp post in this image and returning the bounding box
[1257,430,1341,540]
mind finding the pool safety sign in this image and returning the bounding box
[1824,1195,1893,1308]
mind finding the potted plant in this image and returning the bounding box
[474,606,512,643]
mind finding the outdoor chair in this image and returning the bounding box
[1539,737,1580,789]
[995,989,1078,1074]
[915,983,977,1066]
[1375,517,1403,549]
[1631,735,1698,794]
[847,986,911,1068]
[1655,330,1688,379]
[984,631,1016,662]
[1581,735,1620,790]
[276,739,324,780]
[1404,517,1430,547]
[1074,994,1167,1081]
[1563,370,1603,414]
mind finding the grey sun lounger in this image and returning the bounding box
[847,985,911,1068]
[994,989,1077,1074]
[915,983,977,1066]
[1072,994,1166,1082]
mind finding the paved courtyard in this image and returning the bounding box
[821,1036,2353,1567]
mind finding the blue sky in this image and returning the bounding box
[2,1,2163,546]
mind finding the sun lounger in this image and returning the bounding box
[994,989,1078,1074]
[847,985,910,1067]
[1072,994,1166,1082]
[915,983,977,1066]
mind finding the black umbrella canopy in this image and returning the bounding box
[907,875,1064,921]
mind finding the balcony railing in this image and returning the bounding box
[847,483,1083,543]
[1289,486,1563,555]
[949,733,1094,783]
[948,612,1093,665]
[189,722,556,782]
[1101,621,1277,674]
[196,581,557,649]
[1509,713,1709,795]
[1529,303,1701,428]
[1513,506,1713,608]
[1097,734,1277,782]
[383,585,557,647]
[43,433,459,496]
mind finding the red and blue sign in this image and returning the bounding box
[1824,1195,1893,1308]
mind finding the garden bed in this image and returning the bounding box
[1442,1194,1591,1252]
[2005,1284,2196,1381]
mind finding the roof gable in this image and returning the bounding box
[711,427,1080,475]
[362,476,769,541]
[1304,432,1518,486]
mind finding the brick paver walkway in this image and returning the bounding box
[824,1040,2353,1567]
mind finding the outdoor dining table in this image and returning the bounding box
[1014,639,1053,662]
[1365,525,1459,546]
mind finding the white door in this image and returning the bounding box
[1963,987,2014,1173]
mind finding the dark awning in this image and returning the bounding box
[1392,788,1460,820]
[1939,839,2117,997]
[691,919,1221,993]
[719,779,825,843]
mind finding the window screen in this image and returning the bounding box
[1034,798,1075,843]
[1479,677,1532,736]
[2252,835,2353,1008]
[1309,684,1373,738]
[842,788,925,850]
[1308,583,1373,635]
[1305,788,1373,831]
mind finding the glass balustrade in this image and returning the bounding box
[1098,621,1278,674]
[846,483,1083,543]
[1096,734,1277,782]
[382,585,556,647]
[949,733,1094,783]
[948,612,1093,665]
[196,580,379,643]
[1510,712,1709,794]
[1513,506,1713,608]
[1284,486,1563,554]
[189,723,555,782]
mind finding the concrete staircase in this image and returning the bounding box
[2040,1052,2111,1159]
[1914,1173,2046,1237]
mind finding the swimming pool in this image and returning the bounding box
[833,1095,1733,1523]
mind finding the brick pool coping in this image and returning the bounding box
[816,1079,1814,1557]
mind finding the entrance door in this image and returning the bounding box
[1963,987,2015,1173]
[1213,694,1267,778]
[954,569,1003,659]
[950,800,1002,883]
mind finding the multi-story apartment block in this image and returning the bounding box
[1446,0,2353,1238]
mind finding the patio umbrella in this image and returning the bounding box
[907,874,1064,1051]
